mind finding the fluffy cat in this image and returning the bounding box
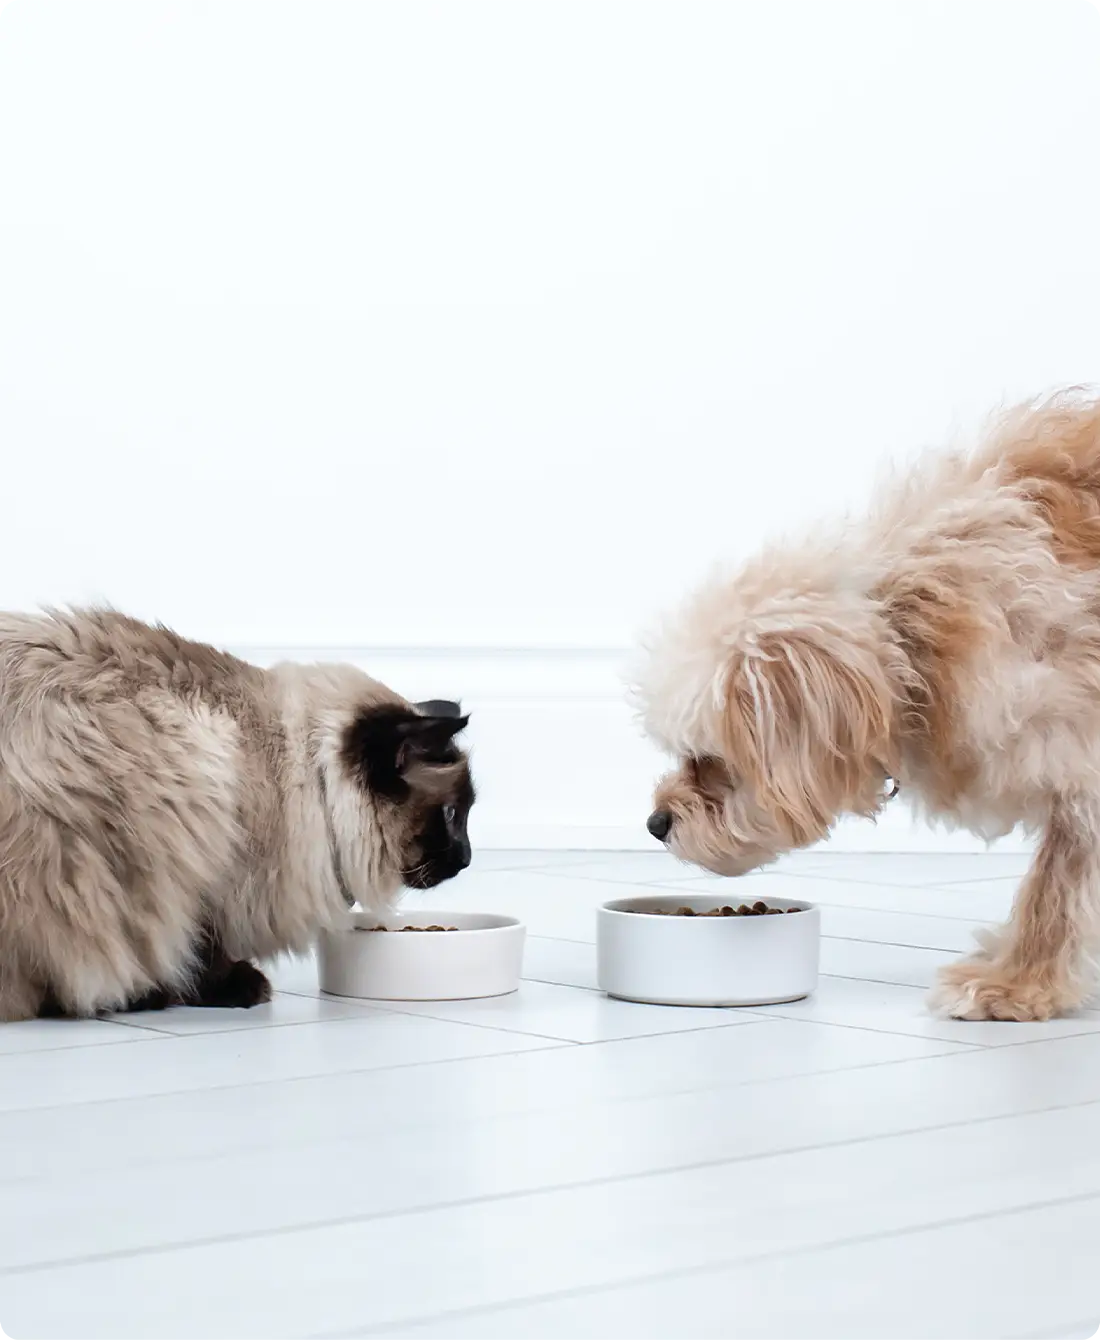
[0,608,474,1019]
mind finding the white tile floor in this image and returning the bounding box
[1,852,1098,1340]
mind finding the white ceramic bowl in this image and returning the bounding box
[318,910,526,1001]
[597,892,820,1007]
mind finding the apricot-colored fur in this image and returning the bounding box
[634,391,1100,1021]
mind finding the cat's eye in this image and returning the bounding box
[442,804,456,824]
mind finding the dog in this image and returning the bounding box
[0,608,474,1019]
[632,389,1100,1021]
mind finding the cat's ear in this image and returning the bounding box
[413,699,464,719]
[342,705,468,795]
[396,710,469,769]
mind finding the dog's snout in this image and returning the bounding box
[647,810,673,841]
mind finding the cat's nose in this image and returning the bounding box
[647,810,673,841]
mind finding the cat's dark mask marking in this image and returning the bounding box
[340,701,475,890]
[342,704,469,799]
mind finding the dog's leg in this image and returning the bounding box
[0,964,41,1022]
[930,796,1100,1021]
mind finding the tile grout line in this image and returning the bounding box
[722,1004,1100,1050]
[354,1003,774,1046]
[774,872,1023,891]
[0,1030,169,1058]
[104,997,382,1039]
[1,1026,1080,1192]
[520,863,1023,889]
[819,932,981,952]
[106,996,619,1046]
[96,974,1098,1052]
[1009,1316,1100,1340]
[513,975,1091,1050]
[9,1100,1099,1285]
[0,1029,984,1193]
[0,1036,579,1117]
[359,1004,619,1046]
[509,969,1097,1047]
[318,1186,1100,1339]
[505,867,1014,918]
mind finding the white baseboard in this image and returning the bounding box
[237,643,1033,856]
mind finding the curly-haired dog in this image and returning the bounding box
[633,391,1100,1021]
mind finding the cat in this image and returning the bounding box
[0,607,474,1019]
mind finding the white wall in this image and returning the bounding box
[0,1,1097,849]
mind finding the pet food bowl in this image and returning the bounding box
[318,910,526,1001]
[597,892,820,1007]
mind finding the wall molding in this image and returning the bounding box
[233,643,1032,856]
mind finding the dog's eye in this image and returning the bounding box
[442,805,456,824]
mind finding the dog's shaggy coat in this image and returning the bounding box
[634,390,1100,1021]
[0,609,474,1020]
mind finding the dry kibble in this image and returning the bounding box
[629,903,802,918]
[362,924,459,933]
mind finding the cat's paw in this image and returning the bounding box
[204,960,273,1009]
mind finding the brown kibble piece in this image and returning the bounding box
[362,924,460,932]
[626,904,804,917]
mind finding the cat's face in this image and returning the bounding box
[341,701,476,890]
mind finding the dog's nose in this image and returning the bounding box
[647,810,673,841]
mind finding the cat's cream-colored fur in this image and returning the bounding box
[0,609,465,1019]
[634,390,1100,1021]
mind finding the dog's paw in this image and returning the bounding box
[929,959,1070,1022]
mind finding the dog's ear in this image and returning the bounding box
[722,629,894,844]
[342,706,469,795]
